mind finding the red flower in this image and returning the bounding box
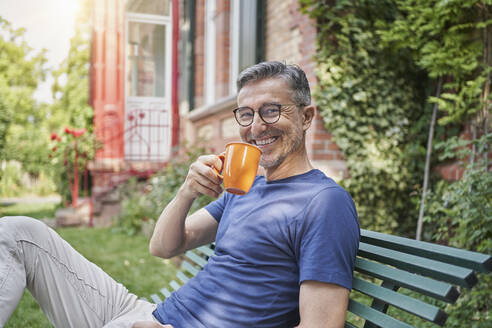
[50,132,59,141]
[72,128,86,138]
[64,127,72,134]
[52,146,57,152]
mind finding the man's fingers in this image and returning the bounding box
[194,180,222,198]
[198,155,224,176]
[182,154,224,199]
[191,157,223,186]
[196,162,222,185]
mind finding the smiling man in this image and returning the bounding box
[0,62,359,328]
[148,61,360,327]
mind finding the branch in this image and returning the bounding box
[416,77,443,241]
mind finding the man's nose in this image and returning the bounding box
[250,113,267,135]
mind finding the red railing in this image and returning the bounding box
[89,107,170,225]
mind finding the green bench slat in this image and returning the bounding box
[176,270,190,284]
[353,278,447,325]
[355,258,459,303]
[358,243,477,288]
[160,288,171,298]
[361,229,492,273]
[348,299,413,328]
[150,294,163,303]
[185,250,208,268]
[169,280,182,291]
[181,260,200,276]
[197,245,215,257]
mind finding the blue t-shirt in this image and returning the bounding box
[154,169,360,328]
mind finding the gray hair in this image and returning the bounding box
[236,61,311,106]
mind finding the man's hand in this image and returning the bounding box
[149,154,221,259]
[180,154,224,199]
[132,321,173,328]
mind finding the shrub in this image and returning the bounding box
[116,143,215,236]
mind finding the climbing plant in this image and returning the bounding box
[300,0,491,325]
[300,0,432,234]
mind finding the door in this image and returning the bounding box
[125,6,172,162]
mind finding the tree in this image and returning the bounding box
[47,0,94,203]
[0,16,49,172]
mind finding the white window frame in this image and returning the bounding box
[205,0,216,105]
[230,0,240,94]
[125,12,172,102]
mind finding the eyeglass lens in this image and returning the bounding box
[235,104,281,126]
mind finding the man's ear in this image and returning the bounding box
[301,105,316,131]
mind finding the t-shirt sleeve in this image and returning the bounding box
[204,192,229,223]
[295,187,360,290]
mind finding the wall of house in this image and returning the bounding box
[182,0,347,180]
[264,0,346,180]
[183,0,237,153]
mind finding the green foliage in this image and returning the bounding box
[116,143,215,235]
[49,23,92,133]
[0,162,23,197]
[0,100,10,161]
[46,0,94,203]
[300,0,430,233]
[48,130,95,204]
[300,0,491,324]
[378,0,491,125]
[0,161,56,197]
[0,16,50,178]
[424,134,491,327]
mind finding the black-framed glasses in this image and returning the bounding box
[233,103,297,127]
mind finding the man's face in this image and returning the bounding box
[236,78,305,169]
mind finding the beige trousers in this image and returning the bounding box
[0,216,160,328]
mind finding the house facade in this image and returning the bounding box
[89,0,346,225]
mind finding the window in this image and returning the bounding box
[127,21,166,97]
[230,0,263,94]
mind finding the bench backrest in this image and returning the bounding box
[147,230,491,327]
[348,229,491,327]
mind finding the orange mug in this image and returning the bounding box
[215,142,262,195]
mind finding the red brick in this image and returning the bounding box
[326,142,340,151]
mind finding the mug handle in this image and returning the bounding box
[212,153,225,179]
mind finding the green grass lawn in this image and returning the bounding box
[0,201,59,219]
[2,208,177,327]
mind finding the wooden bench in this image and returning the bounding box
[144,229,492,327]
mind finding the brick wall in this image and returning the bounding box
[181,0,346,180]
[265,0,346,179]
[194,0,205,108]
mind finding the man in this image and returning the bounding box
[0,61,359,328]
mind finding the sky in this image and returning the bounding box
[0,0,80,103]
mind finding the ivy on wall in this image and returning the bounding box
[300,0,432,234]
[301,0,491,325]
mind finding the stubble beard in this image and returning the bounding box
[259,126,304,170]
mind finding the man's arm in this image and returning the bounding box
[295,280,349,328]
[149,155,223,259]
